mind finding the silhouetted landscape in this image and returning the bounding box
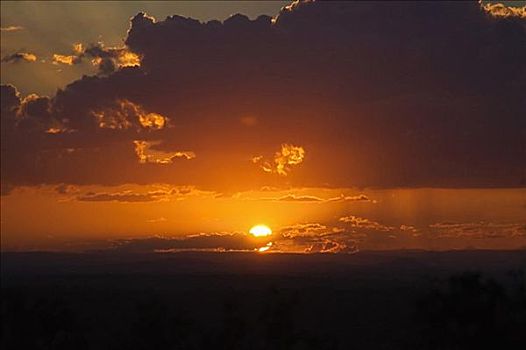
[2,0,525,348]
[2,250,525,349]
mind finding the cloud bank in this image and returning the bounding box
[1,1,525,191]
[97,216,526,254]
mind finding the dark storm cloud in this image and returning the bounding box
[1,1,525,190]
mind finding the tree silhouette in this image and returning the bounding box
[415,271,526,349]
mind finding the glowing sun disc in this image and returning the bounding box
[249,224,272,237]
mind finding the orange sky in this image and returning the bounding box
[1,1,525,252]
[2,186,525,252]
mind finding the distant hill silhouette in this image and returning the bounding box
[2,250,525,349]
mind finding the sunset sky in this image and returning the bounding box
[1,1,525,252]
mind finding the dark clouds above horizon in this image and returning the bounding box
[0,1,289,96]
[1,1,525,193]
[85,218,526,254]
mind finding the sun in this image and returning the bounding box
[249,224,272,237]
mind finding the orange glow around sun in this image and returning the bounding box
[249,224,272,237]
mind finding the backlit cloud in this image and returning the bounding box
[77,189,171,202]
[133,140,195,164]
[53,42,140,74]
[1,52,36,63]
[273,193,372,203]
[326,194,373,203]
[276,195,323,202]
[52,54,81,65]
[339,215,394,232]
[280,223,341,238]
[91,99,166,130]
[0,25,24,32]
[65,185,204,203]
[482,2,526,18]
[253,144,305,176]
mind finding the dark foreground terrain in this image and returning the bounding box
[2,250,526,349]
